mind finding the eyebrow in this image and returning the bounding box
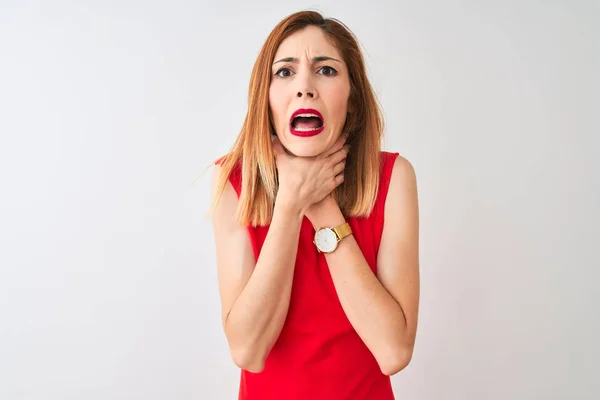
[272,56,341,65]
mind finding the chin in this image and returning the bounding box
[282,131,336,157]
[284,139,329,157]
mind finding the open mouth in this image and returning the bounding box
[289,109,325,137]
[291,115,323,131]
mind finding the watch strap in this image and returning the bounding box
[332,222,352,241]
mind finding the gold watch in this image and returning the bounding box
[313,222,353,253]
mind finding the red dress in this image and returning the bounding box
[227,151,400,400]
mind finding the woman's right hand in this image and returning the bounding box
[272,134,349,215]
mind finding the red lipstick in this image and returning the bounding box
[289,108,325,137]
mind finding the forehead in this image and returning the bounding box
[274,25,342,59]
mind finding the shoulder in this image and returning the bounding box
[210,161,241,228]
[376,151,416,195]
[210,161,224,191]
[385,152,418,214]
[212,154,242,196]
[210,156,226,192]
[388,153,416,185]
[377,150,417,207]
[379,151,413,172]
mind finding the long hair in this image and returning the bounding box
[212,10,384,227]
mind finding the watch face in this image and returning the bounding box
[314,228,337,253]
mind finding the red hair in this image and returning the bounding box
[212,10,384,227]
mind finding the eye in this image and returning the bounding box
[274,67,294,78]
[318,66,338,76]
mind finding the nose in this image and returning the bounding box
[294,68,317,99]
[297,90,314,98]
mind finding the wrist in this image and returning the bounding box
[306,198,345,229]
[274,195,305,222]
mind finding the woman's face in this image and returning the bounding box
[269,26,351,157]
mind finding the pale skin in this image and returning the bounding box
[211,26,419,375]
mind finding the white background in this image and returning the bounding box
[1,1,598,399]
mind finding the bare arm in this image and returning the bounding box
[306,156,420,376]
[211,135,348,372]
[211,164,303,373]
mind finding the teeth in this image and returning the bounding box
[293,126,322,132]
[295,113,321,119]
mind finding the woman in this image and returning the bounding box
[210,10,420,400]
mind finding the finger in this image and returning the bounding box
[333,170,345,188]
[322,133,348,158]
[329,144,349,166]
[332,159,346,176]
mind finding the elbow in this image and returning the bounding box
[224,323,268,373]
[230,346,266,373]
[379,346,414,376]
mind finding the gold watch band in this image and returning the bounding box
[332,222,352,241]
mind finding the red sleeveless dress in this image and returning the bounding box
[227,151,400,400]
